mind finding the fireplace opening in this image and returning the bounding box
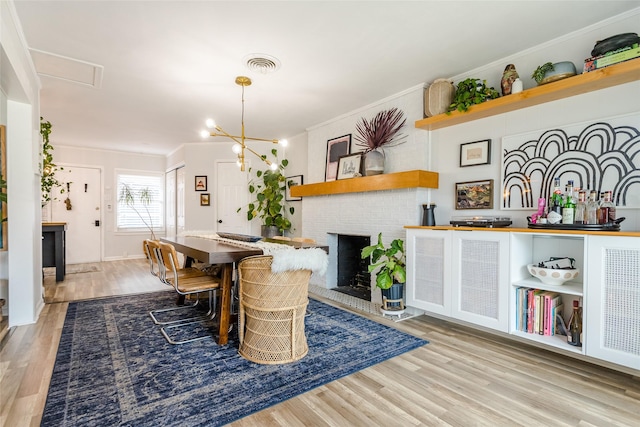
[333,234,371,301]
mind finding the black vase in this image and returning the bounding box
[422,203,436,226]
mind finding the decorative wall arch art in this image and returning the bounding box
[501,113,640,210]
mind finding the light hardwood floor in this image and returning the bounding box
[1,259,639,426]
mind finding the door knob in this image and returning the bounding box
[94,220,100,226]
[218,220,222,223]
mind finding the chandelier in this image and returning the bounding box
[200,76,287,171]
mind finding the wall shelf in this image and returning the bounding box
[289,170,438,197]
[415,58,640,131]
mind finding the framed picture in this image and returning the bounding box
[285,175,303,201]
[336,153,362,180]
[460,139,491,167]
[200,193,210,206]
[195,175,207,191]
[455,179,494,210]
[325,134,351,182]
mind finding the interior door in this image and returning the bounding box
[176,167,185,235]
[165,169,176,237]
[216,161,249,234]
[50,166,101,264]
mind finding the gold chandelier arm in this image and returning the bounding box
[209,131,278,144]
[244,145,273,166]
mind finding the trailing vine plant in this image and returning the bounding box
[40,117,65,206]
[447,78,500,113]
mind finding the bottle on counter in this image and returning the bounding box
[568,300,582,347]
[598,190,616,224]
[586,190,599,225]
[574,190,587,224]
[562,181,575,225]
[548,178,563,224]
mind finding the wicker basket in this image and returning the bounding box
[238,255,311,364]
[424,78,455,117]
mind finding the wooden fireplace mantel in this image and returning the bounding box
[289,170,439,197]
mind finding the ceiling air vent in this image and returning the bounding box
[244,53,281,74]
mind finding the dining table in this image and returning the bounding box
[160,235,326,345]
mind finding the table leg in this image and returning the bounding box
[217,263,233,345]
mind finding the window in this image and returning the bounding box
[116,172,164,232]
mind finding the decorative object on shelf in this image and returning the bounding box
[502,113,640,209]
[447,78,500,113]
[422,203,436,226]
[200,193,210,206]
[239,148,294,237]
[40,117,66,207]
[590,32,640,57]
[285,175,303,202]
[511,78,523,94]
[455,179,493,210]
[336,153,362,180]
[527,264,580,286]
[500,64,520,96]
[361,232,406,315]
[325,134,351,182]
[354,108,407,176]
[532,61,576,85]
[449,216,512,228]
[200,76,288,172]
[195,176,207,191]
[424,79,455,117]
[527,216,625,231]
[460,139,491,167]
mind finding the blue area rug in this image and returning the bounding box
[42,291,428,426]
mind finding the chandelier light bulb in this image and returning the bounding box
[205,118,216,129]
[232,143,242,154]
[200,130,210,138]
[279,139,288,147]
[270,162,278,171]
[236,160,242,168]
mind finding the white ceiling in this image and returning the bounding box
[12,1,640,156]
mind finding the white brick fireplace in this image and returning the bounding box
[300,187,431,305]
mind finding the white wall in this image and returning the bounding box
[301,9,640,301]
[52,145,166,259]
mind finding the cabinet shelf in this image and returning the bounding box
[415,58,640,131]
[511,330,584,355]
[512,279,583,296]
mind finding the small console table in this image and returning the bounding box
[42,222,67,282]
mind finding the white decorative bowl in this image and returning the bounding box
[527,264,579,286]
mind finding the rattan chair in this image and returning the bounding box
[152,241,222,344]
[238,255,311,364]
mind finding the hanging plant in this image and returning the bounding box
[40,117,65,206]
[447,78,500,113]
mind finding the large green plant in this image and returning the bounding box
[240,149,294,233]
[40,117,65,206]
[361,232,406,290]
[447,78,500,113]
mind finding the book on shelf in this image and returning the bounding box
[583,45,640,72]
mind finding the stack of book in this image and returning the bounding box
[583,44,640,72]
[515,287,566,336]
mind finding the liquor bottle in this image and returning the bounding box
[561,181,575,224]
[586,190,599,225]
[548,177,563,224]
[598,190,616,224]
[574,190,587,224]
[568,300,582,347]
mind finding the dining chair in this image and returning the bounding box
[237,255,311,364]
[143,239,161,278]
[151,241,222,344]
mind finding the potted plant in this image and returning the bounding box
[40,117,66,207]
[361,232,406,313]
[531,61,577,85]
[447,78,500,113]
[118,184,157,240]
[240,148,294,237]
[354,107,406,176]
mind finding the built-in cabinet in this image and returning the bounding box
[406,226,640,372]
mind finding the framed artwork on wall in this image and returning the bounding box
[325,134,351,182]
[200,193,210,206]
[195,175,207,191]
[285,175,303,201]
[336,153,362,180]
[460,139,491,167]
[455,179,494,210]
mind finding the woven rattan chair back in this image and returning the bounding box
[238,255,311,364]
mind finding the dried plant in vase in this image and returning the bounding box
[354,108,406,176]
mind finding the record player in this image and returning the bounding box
[450,216,512,228]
